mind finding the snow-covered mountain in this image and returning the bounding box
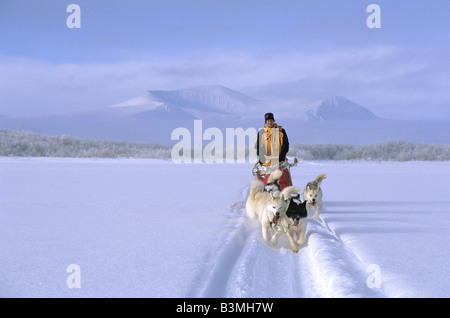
[5,85,450,144]
[303,96,380,121]
[109,89,380,122]
[110,85,259,120]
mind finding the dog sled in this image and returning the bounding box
[252,158,298,191]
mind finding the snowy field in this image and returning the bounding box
[1,157,449,298]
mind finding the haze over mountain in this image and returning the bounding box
[110,85,258,120]
[95,85,380,122]
[1,85,449,145]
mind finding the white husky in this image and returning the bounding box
[246,170,300,246]
[303,173,327,221]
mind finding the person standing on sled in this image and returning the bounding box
[256,112,289,167]
[254,113,293,190]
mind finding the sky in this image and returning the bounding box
[0,0,449,119]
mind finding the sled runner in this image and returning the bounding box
[252,158,298,191]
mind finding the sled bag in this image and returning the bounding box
[258,168,293,191]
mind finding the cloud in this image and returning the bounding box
[1,45,449,119]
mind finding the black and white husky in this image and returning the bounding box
[271,193,308,253]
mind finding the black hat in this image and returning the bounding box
[264,113,275,122]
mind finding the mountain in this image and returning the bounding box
[303,96,380,121]
[110,85,259,120]
[4,86,449,145]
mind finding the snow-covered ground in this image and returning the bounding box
[1,158,449,298]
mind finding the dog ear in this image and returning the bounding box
[270,191,281,200]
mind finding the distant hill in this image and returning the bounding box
[303,96,380,121]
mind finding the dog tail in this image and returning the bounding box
[249,180,264,199]
[281,186,301,200]
[266,169,283,184]
[246,180,264,220]
[315,173,327,186]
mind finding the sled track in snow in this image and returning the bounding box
[190,185,388,298]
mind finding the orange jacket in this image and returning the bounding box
[256,124,289,166]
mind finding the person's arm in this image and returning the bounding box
[279,129,289,162]
[255,130,260,157]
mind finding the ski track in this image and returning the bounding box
[191,184,388,298]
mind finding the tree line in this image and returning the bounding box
[1,129,450,161]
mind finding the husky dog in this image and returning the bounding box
[246,170,300,245]
[271,193,308,253]
[303,174,327,221]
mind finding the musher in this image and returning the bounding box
[256,112,289,167]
